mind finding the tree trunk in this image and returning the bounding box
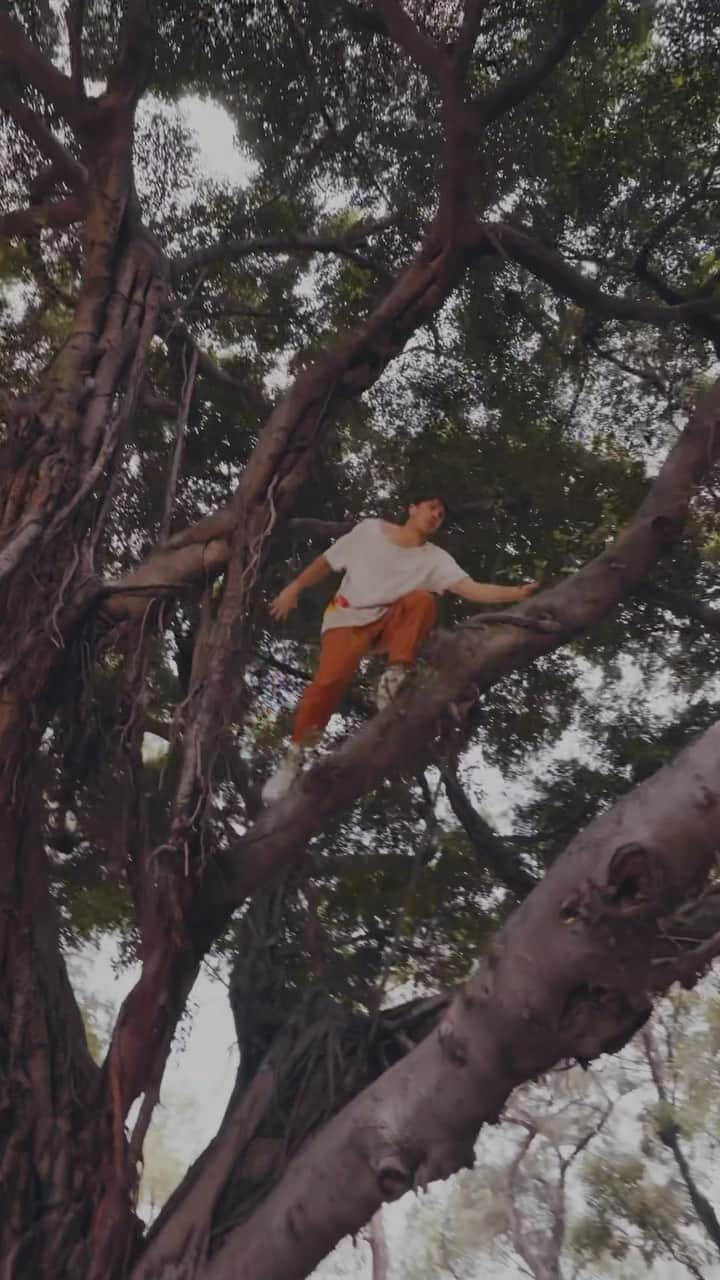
[0,136,168,1271]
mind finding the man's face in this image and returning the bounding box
[409,499,447,534]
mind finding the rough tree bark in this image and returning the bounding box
[192,716,720,1280]
[0,7,168,1276]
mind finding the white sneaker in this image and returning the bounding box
[376,663,408,711]
[262,743,304,805]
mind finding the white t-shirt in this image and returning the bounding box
[321,518,466,632]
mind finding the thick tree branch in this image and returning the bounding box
[371,0,451,88]
[66,0,86,95]
[199,715,720,1280]
[107,0,155,101]
[473,0,607,125]
[0,13,79,118]
[453,0,492,83]
[171,220,398,281]
[442,764,538,899]
[0,87,86,189]
[0,193,84,239]
[480,222,720,326]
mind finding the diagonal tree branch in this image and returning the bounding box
[0,87,86,189]
[587,336,669,394]
[192,713,720,1280]
[636,143,720,280]
[0,193,84,239]
[479,221,720,326]
[642,584,720,636]
[0,13,79,118]
[473,0,607,125]
[642,1026,720,1254]
[371,0,452,89]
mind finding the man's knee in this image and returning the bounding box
[309,665,355,696]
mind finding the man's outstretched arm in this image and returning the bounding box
[449,576,539,605]
[270,555,334,620]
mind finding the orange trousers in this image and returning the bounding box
[292,589,438,744]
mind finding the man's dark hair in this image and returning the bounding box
[407,494,451,516]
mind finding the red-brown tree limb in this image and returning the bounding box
[184,711,720,1280]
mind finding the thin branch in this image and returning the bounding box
[441,763,538,899]
[473,0,607,126]
[171,221,397,282]
[642,585,720,636]
[643,1027,720,1253]
[636,144,720,278]
[587,338,669,395]
[160,317,266,414]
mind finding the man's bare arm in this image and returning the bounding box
[269,555,334,621]
[449,576,539,606]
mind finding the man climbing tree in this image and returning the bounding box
[264,496,538,800]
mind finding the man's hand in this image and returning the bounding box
[270,583,300,621]
[515,581,540,600]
